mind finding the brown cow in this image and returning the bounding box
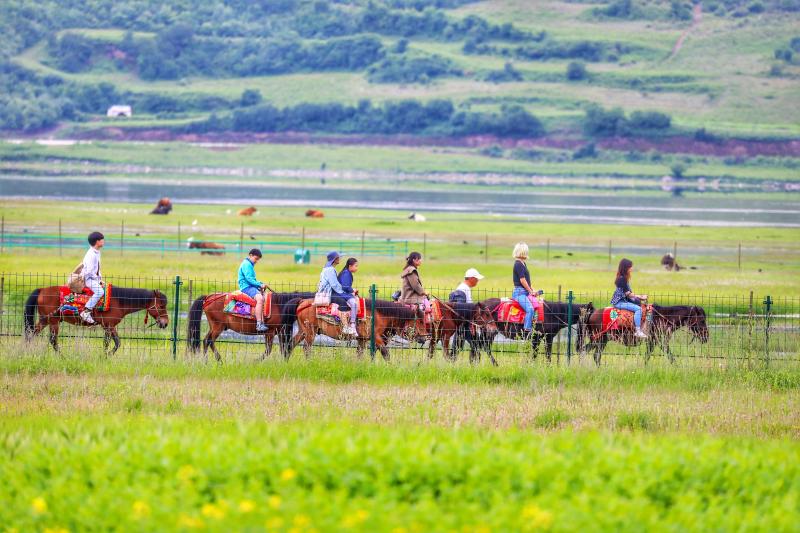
[188,240,225,256]
[305,209,324,218]
[238,206,258,216]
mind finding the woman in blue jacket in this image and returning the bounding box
[318,252,358,335]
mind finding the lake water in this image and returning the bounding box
[1,176,799,228]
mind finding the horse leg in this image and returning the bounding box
[376,333,390,362]
[594,337,607,367]
[427,324,438,360]
[261,329,275,361]
[48,321,60,352]
[530,332,542,360]
[545,333,555,363]
[203,323,223,363]
[110,328,121,355]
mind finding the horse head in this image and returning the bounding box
[472,302,498,338]
[148,290,170,329]
[575,302,594,353]
[688,305,708,343]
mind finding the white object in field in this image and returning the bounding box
[408,212,426,222]
[192,219,198,226]
[106,105,132,118]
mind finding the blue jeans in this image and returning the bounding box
[85,279,104,310]
[614,301,642,328]
[512,287,534,331]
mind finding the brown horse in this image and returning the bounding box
[187,291,314,361]
[581,304,708,365]
[24,286,169,354]
[288,298,428,361]
[428,300,498,365]
[646,305,709,363]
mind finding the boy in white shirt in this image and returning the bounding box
[80,231,105,324]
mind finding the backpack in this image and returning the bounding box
[67,262,85,293]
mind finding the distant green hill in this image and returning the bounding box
[1,0,799,138]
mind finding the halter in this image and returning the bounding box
[144,291,165,327]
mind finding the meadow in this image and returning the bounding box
[2,197,799,530]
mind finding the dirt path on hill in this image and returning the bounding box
[669,3,703,60]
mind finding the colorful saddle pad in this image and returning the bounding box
[58,285,111,315]
[599,305,651,336]
[206,291,272,319]
[316,298,367,323]
[495,298,544,324]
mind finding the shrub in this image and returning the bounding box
[566,61,587,81]
[240,89,263,107]
[616,410,655,430]
[629,110,671,130]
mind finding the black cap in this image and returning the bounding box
[249,248,263,257]
[88,232,105,246]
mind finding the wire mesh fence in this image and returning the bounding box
[1,272,797,366]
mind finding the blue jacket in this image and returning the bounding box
[318,266,345,295]
[338,269,355,295]
[238,258,262,291]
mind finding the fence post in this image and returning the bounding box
[607,240,611,268]
[556,284,562,362]
[763,295,772,363]
[423,233,427,257]
[738,243,742,272]
[301,226,305,249]
[369,283,377,360]
[673,241,677,264]
[0,276,4,337]
[566,290,574,364]
[1,215,4,254]
[59,219,63,257]
[172,275,182,360]
[120,220,124,256]
[484,233,489,263]
[546,238,550,268]
[361,230,365,257]
[177,222,181,253]
[239,222,244,254]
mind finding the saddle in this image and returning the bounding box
[598,305,652,338]
[316,298,367,326]
[206,291,272,319]
[403,300,441,325]
[495,297,544,324]
[58,285,111,315]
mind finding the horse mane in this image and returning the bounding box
[274,291,316,306]
[374,300,417,320]
[651,305,703,323]
[112,287,158,307]
[449,301,477,320]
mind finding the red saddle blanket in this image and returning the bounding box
[205,291,272,319]
[600,305,651,333]
[316,298,367,320]
[58,285,111,314]
[496,298,544,324]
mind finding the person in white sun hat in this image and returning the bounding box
[450,267,484,303]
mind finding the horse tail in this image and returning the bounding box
[279,297,306,353]
[187,296,206,352]
[24,289,41,339]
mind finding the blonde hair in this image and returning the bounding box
[512,242,529,260]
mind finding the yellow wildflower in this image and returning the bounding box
[342,509,370,528]
[280,468,297,481]
[132,500,151,519]
[265,517,284,530]
[177,514,204,529]
[268,495,282,509]
[177,465,196,483]
[238,499,256,513]
[31,497,48,515]
[43,528,69,533]
[391,528,408,533]
[201,502,226,520]
[521,503,553,530]
[293,514,311,527]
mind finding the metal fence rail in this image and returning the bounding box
[0,272,797,366]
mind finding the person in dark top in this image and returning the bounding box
[610,258,648,338]
[337,257,359,334]
[511,242,539,335]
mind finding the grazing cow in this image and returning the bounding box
[238,206,258,216]
[150,197,173,215]
[305,209,324,218]
[188,240,225,256]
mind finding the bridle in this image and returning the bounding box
[144,291,166,327]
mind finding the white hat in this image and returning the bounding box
[464,268,484,280]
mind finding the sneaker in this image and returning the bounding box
[634,328,648,339]
[256,322,268,333]
[80,309,95,324]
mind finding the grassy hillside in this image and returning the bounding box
[3,0,799,138]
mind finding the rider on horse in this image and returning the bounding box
[80,231,105,325]
[238,248,269,332]
[511,242,541,337]
[399,252,431,316]
[611,258,648,339]
[450,268,484,303]
[319,251,358,336]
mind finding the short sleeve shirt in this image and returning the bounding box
[513,260,531,288]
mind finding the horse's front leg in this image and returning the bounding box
[594,337,607,366]
[261,329,275,361]
[48,321,60,352]
[530,332,543,360]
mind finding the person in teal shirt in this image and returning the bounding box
[238,248,268,332]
